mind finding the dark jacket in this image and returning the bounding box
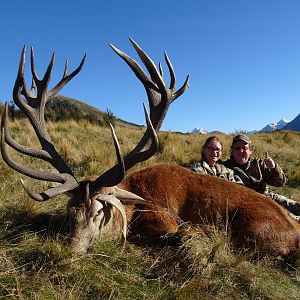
[223,156,286,194]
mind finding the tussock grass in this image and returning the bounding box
[1,118,300,298]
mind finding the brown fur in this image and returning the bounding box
[119,164,300,257]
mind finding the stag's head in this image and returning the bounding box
[66,183,146,253]
[1,38,189,253]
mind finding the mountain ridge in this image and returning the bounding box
[47,95,142,129]
[282,114,300,131]
[259,118,290,132]
[4,96,299,133]
[5,94,142,129]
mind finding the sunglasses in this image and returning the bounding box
[207,147,222,153]
[233,146,250,151]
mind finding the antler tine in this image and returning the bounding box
[13,46,29,110]
[63,60,68,78]
[1,126,76,184]
[30,46,42,90]
[173,74,190,101]
[128,37,166,94]
[109,44,158,92]
[90,123,128,188]
[1,116,79,201]
[164,52,175,91]
[107,123,126,185]
[49,54,86,98]
[158,62,163,77]
[1,102,52,161]
[92,104,157,189]
[163,51,190,102]
[1,47,86,201]
[20,177,78,202]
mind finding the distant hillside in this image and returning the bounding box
[282,114,300,131]
[10,95,141,129]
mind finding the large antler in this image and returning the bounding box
[90,37,189,192]
[1,46,86,201]
[1,39,189,202]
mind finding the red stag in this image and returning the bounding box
[2,39,300,258]
[123,164,300,258]
[1,38,189,253]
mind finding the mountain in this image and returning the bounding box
[282,114,300,131]
[188,127,208,134]
[259,118,290,132]
[187,118,290,135]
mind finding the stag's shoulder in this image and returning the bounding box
[131,163,192,175]
[126,163,238,188]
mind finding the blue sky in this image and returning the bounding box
[0,1,300,133]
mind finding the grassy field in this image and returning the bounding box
[1,118,300,299]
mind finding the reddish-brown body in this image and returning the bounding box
[4,42,298,257]
[120,164,300,256]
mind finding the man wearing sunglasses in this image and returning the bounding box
[224,134,300,220]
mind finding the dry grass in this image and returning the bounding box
[1,118,300,299]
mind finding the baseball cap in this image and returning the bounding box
[232,134,251,144]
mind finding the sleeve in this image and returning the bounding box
[227,168,244,185]
[190,161,206,174]
[261,161,286,187]
[233,174,245,185]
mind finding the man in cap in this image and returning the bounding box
[224,134,300,220]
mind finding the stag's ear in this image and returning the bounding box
[110,186,145,204]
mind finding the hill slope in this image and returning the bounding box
[46,95,142,128]
[7,94,141,129]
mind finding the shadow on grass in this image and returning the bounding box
[0,204,69,245]
[286,179,300,189]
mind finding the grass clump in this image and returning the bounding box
[1,119,300,298]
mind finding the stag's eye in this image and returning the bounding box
[69,207,78,215]
[95,210,102,216]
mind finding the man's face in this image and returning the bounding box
[231,141,252,165]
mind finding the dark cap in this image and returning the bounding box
[232,134,251,144]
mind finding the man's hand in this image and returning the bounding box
[264,151,276,169]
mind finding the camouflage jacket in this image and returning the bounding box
[190,159,243,184]
[223,156,286,194]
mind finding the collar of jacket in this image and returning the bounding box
[228,156,262,182]
[201,159,228,176]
